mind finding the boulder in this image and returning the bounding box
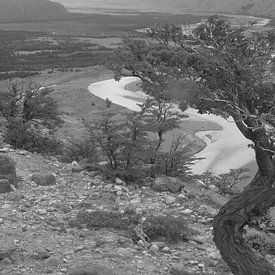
[170,263,194,275]
[202,190,229,208]
[0,179,11,193]
[0,239,16,260]
[32,173,56,186]
[68,263,117,275]
[151,176,185,193]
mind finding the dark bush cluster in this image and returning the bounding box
[0,154,17,186]
[142,215,192,243]
[3,121,63,155]
[68,210,140,231]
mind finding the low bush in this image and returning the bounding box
[0,154,17,185]
[68,210,140,231]
[3,121,63,155]
[194,168,250,196]
[142,215,192,243]
[61,138,99,163]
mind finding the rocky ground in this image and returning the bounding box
[0,145,237,275]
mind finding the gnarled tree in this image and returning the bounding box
[111,16,275,274]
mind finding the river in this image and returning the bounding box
[87,13,272,176]
[88,78,255,175]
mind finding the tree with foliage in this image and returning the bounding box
[0,79,61,128]
[112,16,275,274]
[0,79,63,153]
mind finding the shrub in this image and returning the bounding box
[3,121,63,155]
[68,210,140,231]
[61,138,99,163]
[195,168,250,195]
[142,215,192,243]
[156,135,193,178]
[0,154,17,185]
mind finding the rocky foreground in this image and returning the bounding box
[0,146,268,275]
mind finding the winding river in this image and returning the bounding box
[88,77,255,175]
[87,14,272,176]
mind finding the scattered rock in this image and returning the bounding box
[32,248,50,260]
[114,177,124,185]
[165,195,176,205]
[161,246,170,253]
[45,256,62,267]
[0,148,10,153]
[203,190,228,208]
[208,250,222,260]
[182,209,193,215]
[149,244,159,253]
[72,165,84,173]
[32,173,56,186]
[117,247,136,258]
[36,209,48,215]
[151,176,185,193]
[170,263,192,275]
[0,241,16,260]
[200,205,218,217]
[68,263,117,275]
[0,179,11,193]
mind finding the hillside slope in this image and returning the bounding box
[59,0,275,18]
[0,0,69,22]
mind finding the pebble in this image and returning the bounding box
[161,246,170,253]
[165,195,176,205]
[182,209,193,215]
[36,209,47,215]
[149,244,159,253]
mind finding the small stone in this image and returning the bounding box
[114,185,122,191]
[117,247,136,258]
[32,173,56,186]
[165,195,176,205]
[198,263,205,268]
[36,209,47,215]
[117,236,134,247]
[208,250,222,260]
[116,191,123,196]
[151,242,166,249]
[0,148,10,153]
[170,263,190,275]
[115,177,124,185]
[137,240,145,247]
[32,248,50,260]
[45,256,62,267]
[0,218,4,224]
[162,246,170,253]
[149,244,159,253]
[73,245,85,252]
[182,209,193,215]
[71,165,83,173]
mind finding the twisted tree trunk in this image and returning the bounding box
[213,172,275,274]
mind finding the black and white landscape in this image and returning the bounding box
[0,1,274,275]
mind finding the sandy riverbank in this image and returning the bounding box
[88,77,256,175]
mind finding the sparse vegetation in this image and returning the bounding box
[195,168,250,195]
[142,215,192,243]
[0,154,17,186]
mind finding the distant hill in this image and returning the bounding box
[0,0,69,22]
[58,0,275,18]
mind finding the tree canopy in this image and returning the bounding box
[111,16,275,274]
